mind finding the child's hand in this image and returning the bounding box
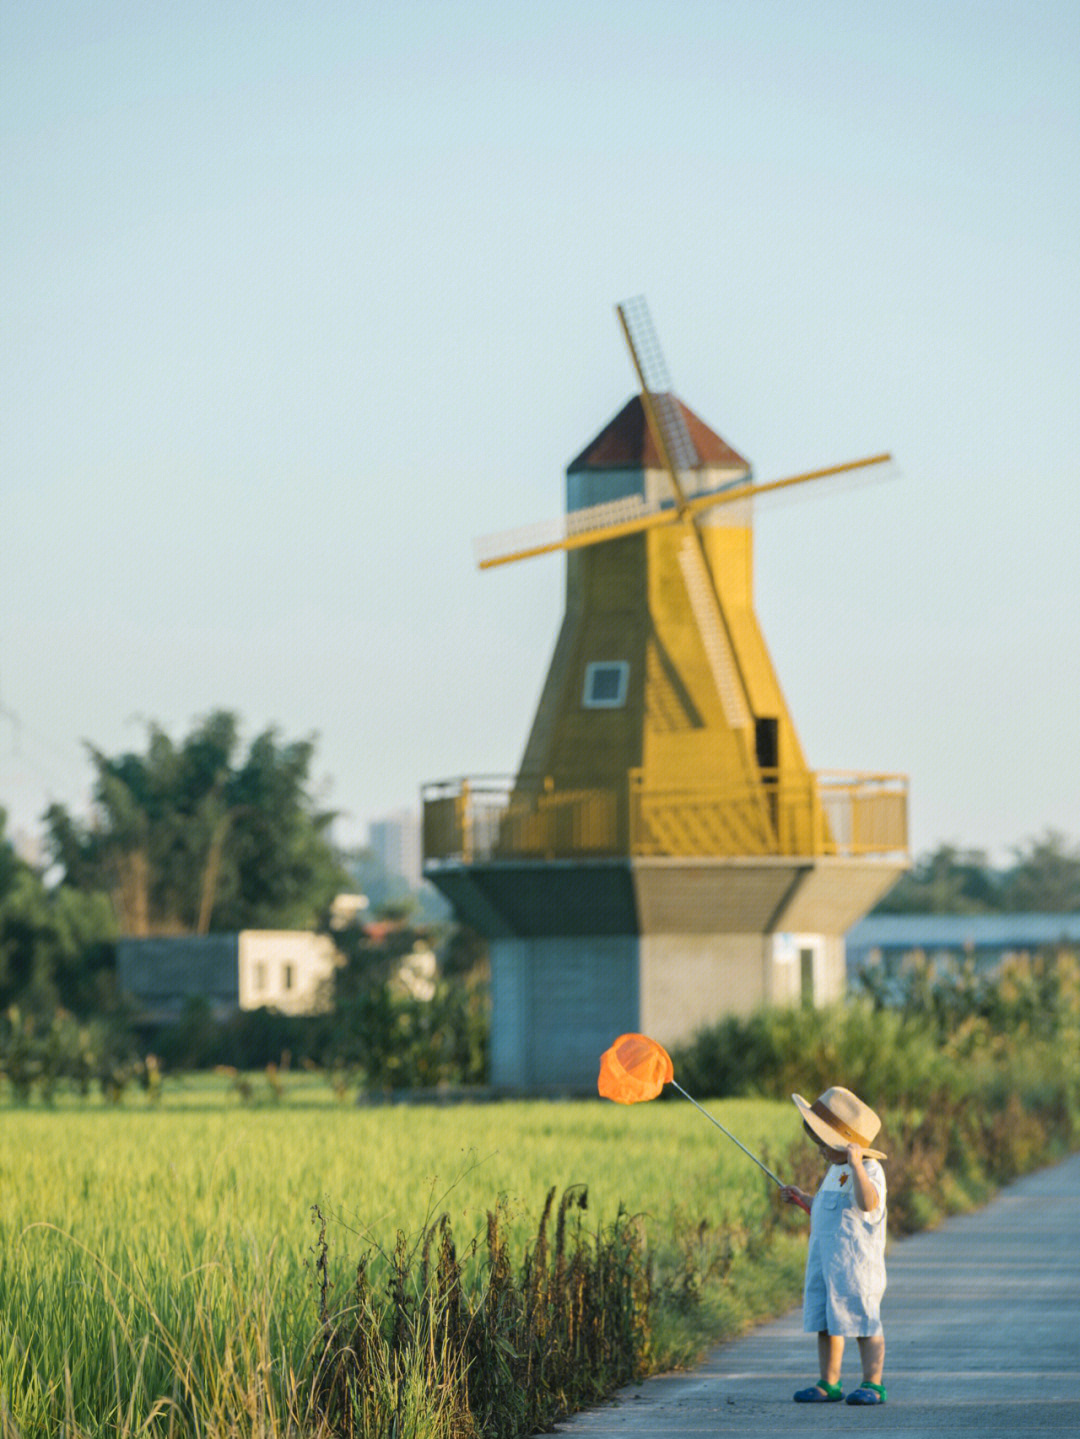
[845,1145,881,1212]
[780,1185,811,1208]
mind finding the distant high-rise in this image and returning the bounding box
[369,809,423,890]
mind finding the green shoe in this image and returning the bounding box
[846,1381,887,1405]
[793,1380,843,1402]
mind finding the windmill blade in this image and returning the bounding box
[675,532,751,731]
[616,294,678,397]
[617,295,756,738]
[616,295,699,508]
[678,451,893,522]
[474,491,666,569]
[479,296,706,574]
[474,452,893,569]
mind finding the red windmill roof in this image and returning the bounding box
[567,395,750,473]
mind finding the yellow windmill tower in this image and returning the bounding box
[424,298,908,1091]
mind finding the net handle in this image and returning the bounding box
[670,1081,812,1214]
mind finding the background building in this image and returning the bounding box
[117,931,342,1023]
[847,912,1080,982]
[369,810,423,892]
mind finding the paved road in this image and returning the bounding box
[555,1152,1080,1437]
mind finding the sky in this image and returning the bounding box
[2,0,1078,868]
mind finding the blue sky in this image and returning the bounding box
[2,1,1078,864]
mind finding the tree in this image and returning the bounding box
[0,807,116,1015]
[1001,830,1080,912]
[874,832,1080,915]
[874,843,1001,914]
[45,712,349,935]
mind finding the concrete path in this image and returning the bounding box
[555,1152,1080,1437]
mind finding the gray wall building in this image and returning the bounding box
[846,912,1080,979]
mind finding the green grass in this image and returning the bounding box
[0,1079,808,1437]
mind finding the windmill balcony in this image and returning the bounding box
[422,771,908,866]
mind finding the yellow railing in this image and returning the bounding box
[814,770,910,859]
[422,772,908,864]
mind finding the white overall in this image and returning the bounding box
[803,1160,887,1337]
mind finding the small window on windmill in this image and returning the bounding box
[583,661,629,709]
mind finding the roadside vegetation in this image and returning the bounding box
[671,948,1080,1233]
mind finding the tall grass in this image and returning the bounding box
[309,1186,650,1439]
[1,1087,801,1437]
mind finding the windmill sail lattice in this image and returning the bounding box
[677,532,751,731]
[475,451,893,569]
[476,295,892,575]
[616,295,701,478]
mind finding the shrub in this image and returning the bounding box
[668,998,949,1110]
[670,956,1080,1238]
[0,1005,150,1105]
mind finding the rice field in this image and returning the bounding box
[1,1076,808,1437]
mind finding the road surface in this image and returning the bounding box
[555,1151,1080,1437]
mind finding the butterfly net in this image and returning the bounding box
[597,1032,674,1103]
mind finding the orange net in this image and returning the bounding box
[597,1033,674,1104]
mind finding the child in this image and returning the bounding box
[780,1086,888,1406]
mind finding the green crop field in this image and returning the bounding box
[1,1076,808,1438]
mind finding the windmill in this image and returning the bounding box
[424,298,908,1092]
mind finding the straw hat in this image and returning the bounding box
[792,1086,887,1161]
